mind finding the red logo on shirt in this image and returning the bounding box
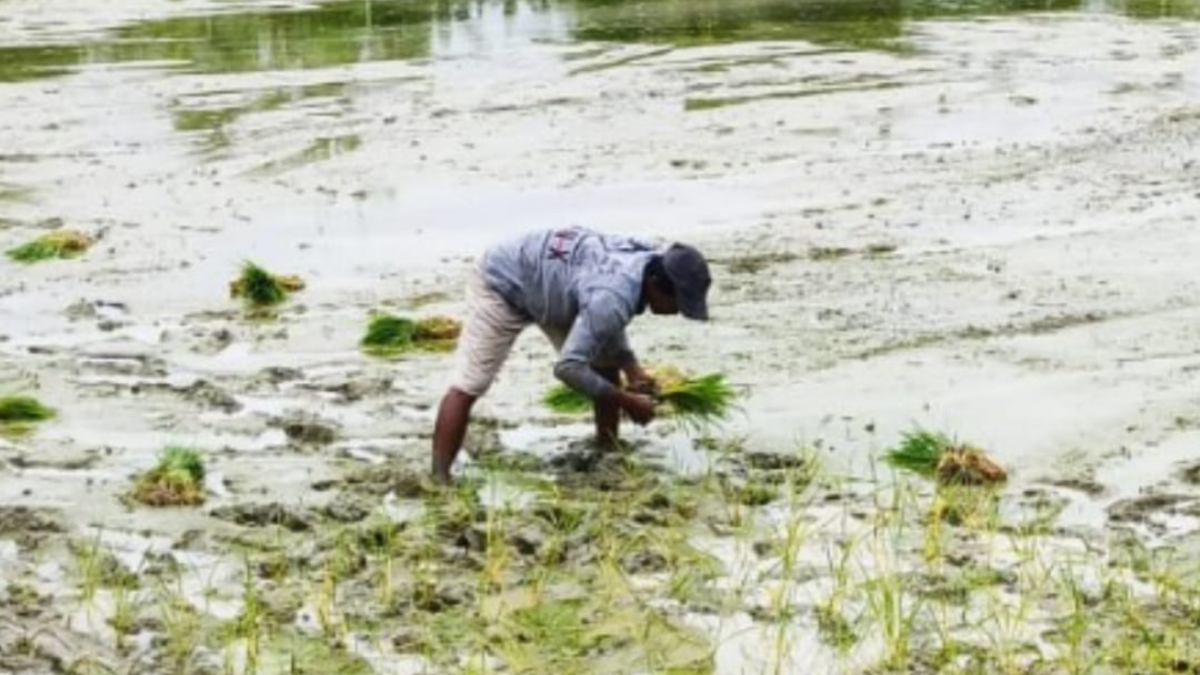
[548,229,578,262]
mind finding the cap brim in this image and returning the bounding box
[678,291,709,321]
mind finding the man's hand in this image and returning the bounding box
[615,391,656,426]
[623,364,659,399]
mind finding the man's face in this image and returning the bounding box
[646,282,679,315]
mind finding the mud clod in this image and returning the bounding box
[210,503,314,532]
[1107,493,1191,524]
[454,525,488,552]
[271,412,338,446]
[180,379,241,413]
[253,366,304,387]
[509,525,546,557]
[341,465,435,498]
[1048,476,1106,497]
[744,452,808,472]
[621,549,669,574]
[1181,463,1200,486]
[321,494,372,523]
[306,376,393,402]
[0,506,64,548]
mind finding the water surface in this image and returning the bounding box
[2,0,1197,82]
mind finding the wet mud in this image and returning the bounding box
[4,0,1200,673]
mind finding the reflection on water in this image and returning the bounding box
[0,0,1197,82]
[171,82,347,153]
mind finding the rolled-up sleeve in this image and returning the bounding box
[554,291,635,400]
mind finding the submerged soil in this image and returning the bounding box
[3,0,1200,673]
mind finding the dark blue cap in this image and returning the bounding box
[662,243,711,321]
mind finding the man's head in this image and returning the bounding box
[644,243,711,320]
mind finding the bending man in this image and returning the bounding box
[432,227,712,483]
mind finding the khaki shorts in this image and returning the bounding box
[449,265,617,397]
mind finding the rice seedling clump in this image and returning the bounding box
[884,429,1007,485]
[6,230,93,263]
[361,313,461,357]
[0,396,56,424]
[0,395,56,435]
[229,261,304,308]
[659,372,738,430]
[542,384,594,414]
[128,447,207,507]
[542,366,738,431]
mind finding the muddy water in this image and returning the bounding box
[4,0,1200,673]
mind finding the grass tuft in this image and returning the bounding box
[6,230,93,263]
[127,447,207,507]
[360,313,461,357]
[229,261,303,308]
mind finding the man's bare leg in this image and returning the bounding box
[432,387,477,483]
[593,366,621,451]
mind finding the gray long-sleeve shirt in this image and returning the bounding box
[483,227,655,399]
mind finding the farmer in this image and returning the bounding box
[432,227,712,483]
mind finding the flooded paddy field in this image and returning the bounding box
[3,0,1200,673]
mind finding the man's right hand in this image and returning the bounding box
[616,391,656,426]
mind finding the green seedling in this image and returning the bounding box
[543,367,739,432]
[127,447,207,507]
[6,230,92,263]
[230,261,303,308]
[0,396,55,435]
[884,428,1007,485]
[360,313,461,357]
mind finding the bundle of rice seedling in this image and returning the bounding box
[884,429,1006,485]
[0,396,56,424]
[6,230,93,263]
[658,373,738,430]
[413,316,462,343]
[883,429,948,478]
[542,367,739,432]
[361,313,461,357]
[936,448,1007,486]
[128,447,207,507]
[229,271,304,299]
[542,384,594,414]
[229,261,303,308]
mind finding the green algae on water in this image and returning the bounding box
[127,447,207,507]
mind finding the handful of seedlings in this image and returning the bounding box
[543,366,739,432]
[0,395,55,435]
[229,261,305,309]
[6,230,93,263]
[127,447,207,507]
[360,313,462,358]
[884,429,1007,486]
